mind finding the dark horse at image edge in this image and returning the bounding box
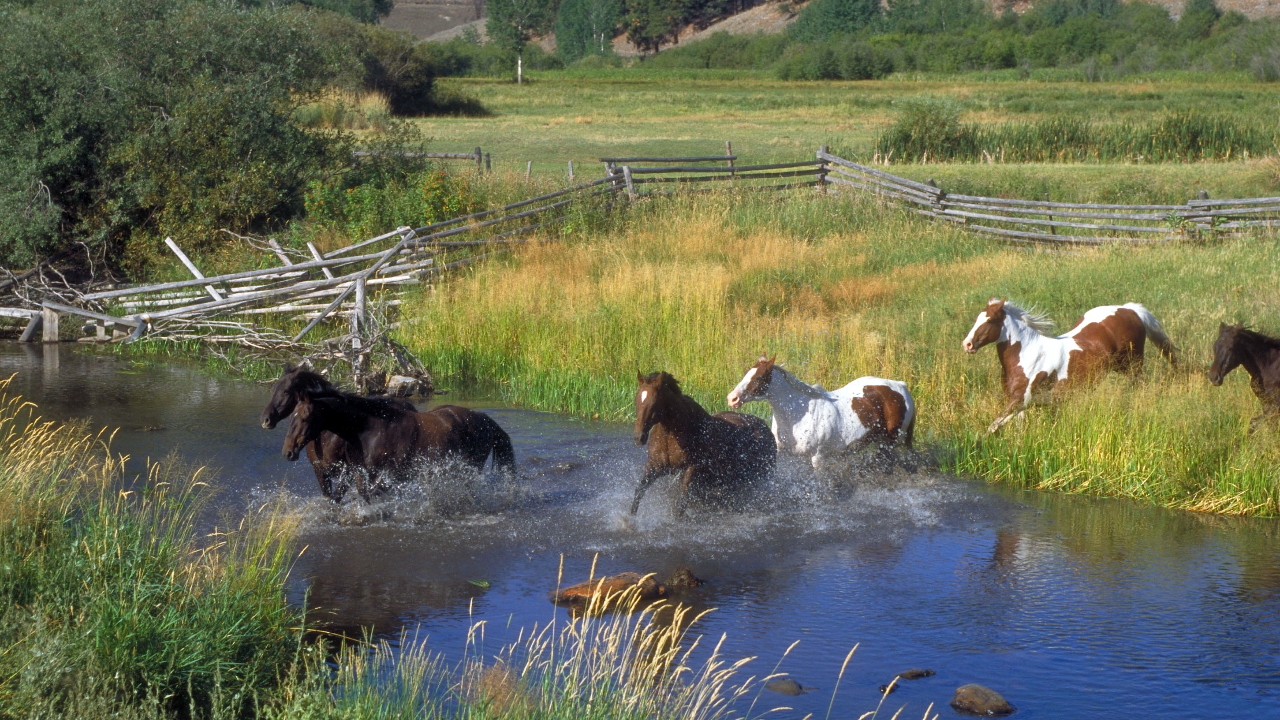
[1209,322,1280,430]
[632,371,776,516]
[262,364,515,502]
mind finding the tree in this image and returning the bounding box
[556,0,622,62]
[625,0,685,55]
[1178,0,1221,39]
[487,0,555,83]
[788,0,882,42]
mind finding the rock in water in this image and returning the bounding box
[385,375,422,397]
[764,678,816,696]
[667,567,704,590]
[897,668,935,680]
[951,684,1015,716]
[551,573,666,608]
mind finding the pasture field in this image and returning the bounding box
[398,189,1280,516]
[422,71,1279,199]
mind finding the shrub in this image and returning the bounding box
[874,98,980,162]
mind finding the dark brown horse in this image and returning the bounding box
[1209,323,1280,430]
[282,394,516,502]
[260,363,417,501]
[631,371,776,516]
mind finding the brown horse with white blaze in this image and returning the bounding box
[962,299,1177,434]
[632,371,776,516]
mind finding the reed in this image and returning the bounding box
[294,88,393,132]
[398,189,1280,515]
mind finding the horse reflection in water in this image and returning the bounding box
[631,371,776,516]
[275,379,516,504]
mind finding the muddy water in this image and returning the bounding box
[7,343,1280,719]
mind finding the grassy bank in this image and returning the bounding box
[0,379,888,718]
[398,189,1280,516]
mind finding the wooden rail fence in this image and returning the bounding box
[8,144,1280,369]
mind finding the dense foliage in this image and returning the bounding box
[639,0,1280,80]
[0,0,463,275]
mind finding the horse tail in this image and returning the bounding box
[481,414,517,476]
[1126,303,1178,366]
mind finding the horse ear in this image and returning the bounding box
[768,354,776,364]
[1220,322,1228,331]
[637,370,644,383]
[758,354,768,363]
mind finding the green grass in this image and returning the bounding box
[396,188,1280,516]
[416,72,1280,184]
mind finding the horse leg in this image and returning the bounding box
[675,466,697,518]
[630,467,665,515]
[985,399,1024,437]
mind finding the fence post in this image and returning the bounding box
[484,152,491,172]
[475,147,482,173]
[927,178,945,218]
[1045,194,1055,235]
[726,141,734,177]
[817,145,829,191]
[568,160,574,181]
[18,313,41,343]
[41,305,59,343]
[526,161,532,179]
[622,166,637,200]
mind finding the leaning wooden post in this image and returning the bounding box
[41,305,59,343]
[164,237,223,301]
[18,313,41,343]
[927,178,944,218]
[475,147,483,173]
[306,242,335,279]
[622,166,636,200]
[351,276,367,387]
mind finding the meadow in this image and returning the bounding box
[398,188,1280,516]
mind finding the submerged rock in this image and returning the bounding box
[667,566,704,590]
[386,374,424,397]
[551,572,666,607]
[951,684,1015,716]
[764,678,817,696]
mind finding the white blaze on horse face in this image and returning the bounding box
[962,311,990,353]
[639,390,648,404]
[727,367,756,409]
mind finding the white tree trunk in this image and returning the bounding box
[518,50,523,84]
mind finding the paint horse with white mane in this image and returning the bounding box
[726,356,916,473]
[962,299,1177,434]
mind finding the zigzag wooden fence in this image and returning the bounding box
[6,145,1280,374]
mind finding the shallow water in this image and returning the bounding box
[8,343,1280,719]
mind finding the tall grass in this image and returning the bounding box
[398,189,1280,515]
[294,89,394,132]
[0,379,301,716]
[875,100,1280,163]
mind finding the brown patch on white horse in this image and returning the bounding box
[849,384,914,449]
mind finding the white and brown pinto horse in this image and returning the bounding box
[962,299,1177,434]
[726,356,916,474]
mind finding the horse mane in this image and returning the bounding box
[773,366,827,398]
[287,367,416,412]
[641,371,682,395]
[1236,326,1280,351]
[1000,301,1055,335]
[640,371,713,421]
[312,392,414,422]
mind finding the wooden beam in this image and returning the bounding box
[164,237,223,301]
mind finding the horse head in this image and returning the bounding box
[727,354,776,409]
[282,397,323,461]
[1208,322,1244,386]
[635,371,681,446]
[962,298,1008,354]
[261,362,330,429]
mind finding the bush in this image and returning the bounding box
[874,98,980,162]
[0,0,346,274]
[304,166,482,241]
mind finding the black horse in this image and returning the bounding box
[261,363,416,501]
[1209,323,1280,431]
[282,393,516,502]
